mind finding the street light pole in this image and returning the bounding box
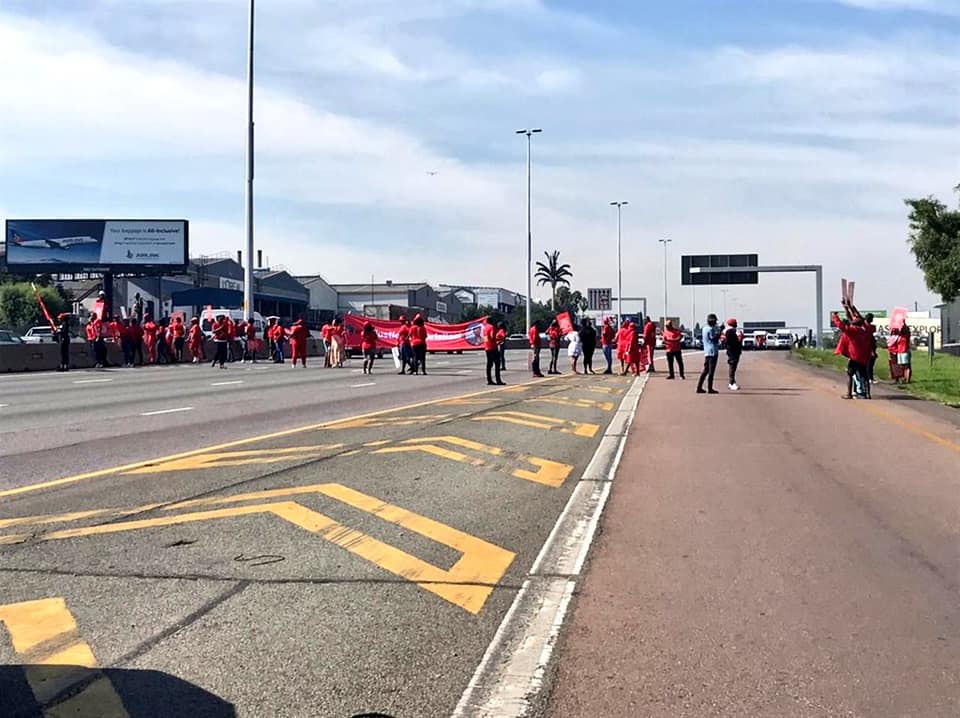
[243,0,255,321]
[610,201,628,323]
[517,128,542,331]
[659,238,672,323]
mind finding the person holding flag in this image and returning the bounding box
[56,313,72,372]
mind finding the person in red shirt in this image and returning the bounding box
[616,319,630,375]
[835,298,874,399]
[627,321,643,375]
[483,316,503,385]
[601,318,616,374]
[142,314,158,364]
[244,318,259,363]
[890,323,912,385]
[528,320,544,378]
[289,318,309,368]
[495,321,507,373]
[269,319,286,363]
[170,316,186,363]
[211,314,229,368]
[321,322,333,367]
[397,316,413,375]
[546,319,561,375]
[410,314,428,375]
[662,319,685,380]
[188,317,204,363]
[130,317,145,365]
[642,317,657,373]
[360,321,379,374]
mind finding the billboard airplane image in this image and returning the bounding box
[4,219,188,272]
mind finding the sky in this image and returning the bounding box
[2,0,958,328]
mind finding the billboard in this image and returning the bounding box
[681,254,758,286]
[4,219,188,273]
[587,288,612,311]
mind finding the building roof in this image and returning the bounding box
[332,282,430,294]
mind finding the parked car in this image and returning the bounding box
[0,329,26,344]
[22,326,55,343]
[773,330,794,349]
[742,334,755,350]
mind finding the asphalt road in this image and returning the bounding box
[0,351,637,717]
[546,352,960,718]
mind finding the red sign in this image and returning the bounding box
[557,312,574,336]
[342,314,488,352]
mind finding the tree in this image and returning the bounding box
[553,286,589,317]
[534,250,573,309]
[905,190,960,302]
[0,282,67,331]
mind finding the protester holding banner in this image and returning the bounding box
[56,313,72,372]
[361,322,378,374]
[484,316,503,385]
[834,299,873,399]
[411,315,428,375]
[547,319,561,375]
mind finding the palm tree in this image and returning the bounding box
[535,250,573,309]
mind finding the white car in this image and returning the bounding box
[22,326,55,343]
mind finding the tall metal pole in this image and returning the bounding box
[815,265,823,348]
[610,201,628,323]
[659,238,672,323]
[525,132,532,331]
[243,0,255,320]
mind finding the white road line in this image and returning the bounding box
[453,374,647,718]
[73,378,113,384]
[211,380,244,386]
[0,404,8,408]
[351,369,364,373]
[140,407,193,416]
[350,382,376,388]
[456,369,473,375]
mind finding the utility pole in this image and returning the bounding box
[610,201,628,323]
[516,128,542,331]
[243,0,255,321]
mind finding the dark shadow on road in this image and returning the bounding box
[0,665,236,718]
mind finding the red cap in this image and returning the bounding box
[728,318,737,327]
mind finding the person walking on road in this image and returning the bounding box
[547,319,562,375]
[289,318,309,368]
[188,317,204,363]
[411,314,428,375]
[484,316,504,385]
[529,320,544,378]
[495,321,507,374]
[643,316,657,373]
[626,320,643,375]
[725,318,743,391]
[580,318,598,375]
[616,319,630,375]
[171,316,186,363]
[211,314,229,369]
[601,318,616,374]
[697,314,722,394]
[891,323,912,385]
[662,319,685,380]
[361,321,378,374]
[397,316,413,375]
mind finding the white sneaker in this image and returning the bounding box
[729,383,739,391]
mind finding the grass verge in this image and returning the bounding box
[792,347,960,407]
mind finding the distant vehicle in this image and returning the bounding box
[22,326,55,343]
[508,334,526,341]
[754,331,768,350]
[655,335,664,350]
[742,334,755,350]
[0,329,25,344]
[12,232,99,250]
[773,329,794,349]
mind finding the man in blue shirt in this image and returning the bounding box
[697,314,722,394]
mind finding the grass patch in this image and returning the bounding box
[793,347,960,407]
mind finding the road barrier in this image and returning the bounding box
[0,339,328,373]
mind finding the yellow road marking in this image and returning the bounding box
[0,485,514,614]
[0,597,129,716]
[440,398,496,406]
[579,385,624,395]
[525,396,615,411]
[374,435,573,487]
[472,411,599,438]
[326,414,450,429]
[123,445,342,475]
[0,378,556,501]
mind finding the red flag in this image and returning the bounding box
[31,283,57,333]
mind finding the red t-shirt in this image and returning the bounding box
[361,328,378,351]
[601,324,616,347]
[547,326,560,348]
[840,324,873,365]
[643,321,657,345]
[495,328,506,346]
[483,324,497,351]
[662,327,682,353]
[410,325,427,347]
[528,326,541,349]
[398,325,411,346]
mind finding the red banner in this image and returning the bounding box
[342,314,488,351]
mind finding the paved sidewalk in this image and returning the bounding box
[547,352,960,718]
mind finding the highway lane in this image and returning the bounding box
[0,354,494,492]
[0,362,641,717]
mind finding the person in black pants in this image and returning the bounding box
[724,318,743,391]
[580,318,597,374]
[56,314,71,371]
[697,314,722,394]
[484,316,503,385]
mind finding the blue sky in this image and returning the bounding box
[2,0,958,326]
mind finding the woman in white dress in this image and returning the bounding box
[566,326,582,375]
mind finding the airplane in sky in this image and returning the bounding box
[12,232,99,250]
